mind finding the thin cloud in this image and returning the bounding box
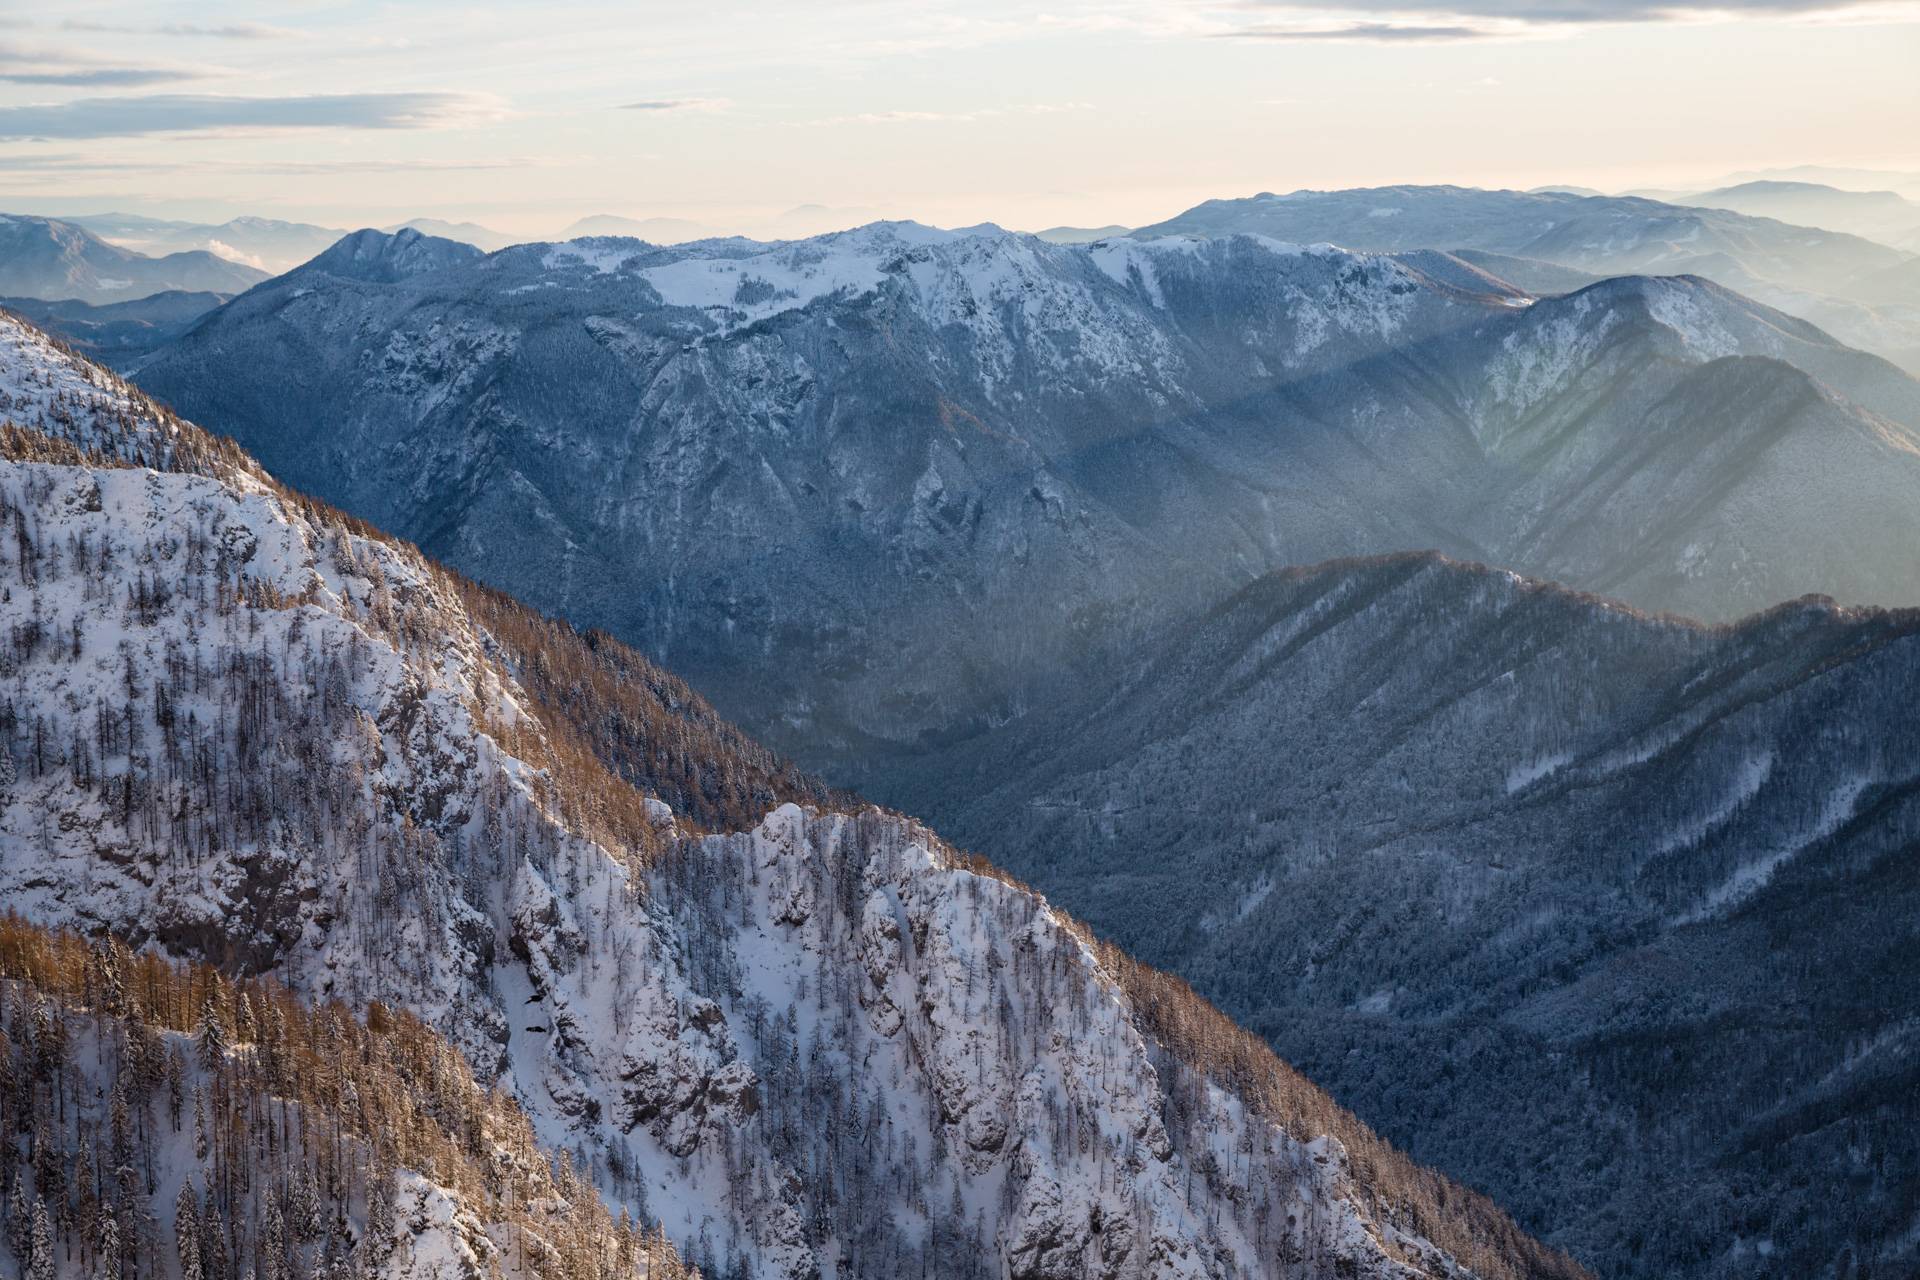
[0,66,203,86]
[1213,0,1917,39]
[1218,21,1492,39]
[803,102,1095,126]
[0,92,509,141]
[617,98,730,112]
[0,40,213,88]
[62,20,307,40]
[1225,0,1906,23]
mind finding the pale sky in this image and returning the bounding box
[2,0,1918,236]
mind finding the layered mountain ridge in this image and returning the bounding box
[892,549,1920,1280]
[1135,185,1920,372]
[129,223,1920,782]
[0,215,268,305]
[0,312,1582,1278]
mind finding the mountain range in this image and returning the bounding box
[130,223,1920,783]
[1134,185,1920,373]
[0,214,268,305]
[1673,181,1920,253]
[9,166,1920,1278]
[61,211,352,275]
[0,309,1582,1279]
[110,211,1920,1277]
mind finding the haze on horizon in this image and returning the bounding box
[2,0,1918,238]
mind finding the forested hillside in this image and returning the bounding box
[0,916,693,1279]
[897,551,1920,1279]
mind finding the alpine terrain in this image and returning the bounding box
[0,311,1583,1278]
[890,552,1920,1280]
[131,223,1920,782]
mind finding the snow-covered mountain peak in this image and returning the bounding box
[299,225,484,283]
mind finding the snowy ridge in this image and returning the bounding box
[0,315,244,475]
[0,315,1580,1278]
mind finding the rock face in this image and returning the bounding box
[132,223,1920,781]
[0,312,1583,1279]
[900,551,1920,1280]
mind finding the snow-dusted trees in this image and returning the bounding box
[176,1183,203,1280]
[0,915,687,1280]
[26,1197,54,1280]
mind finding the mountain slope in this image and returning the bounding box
[130,225,1920,781]
[1135,185,1920,372]
[0,917,688,1280]
[0,312,1582,1279]
[0,215,269,304]
[889,551,1920,1280]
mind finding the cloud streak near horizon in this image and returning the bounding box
[1216,0,1918,39]
[0,92,507,141]
[62,20,307,40]
[0,40,213,88]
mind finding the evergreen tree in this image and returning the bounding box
[196,995,227,1071]
[361,1151,396,1265]
[27,1197,55,1280]
[96,1213,123,1280]
[177,1183,205,1280]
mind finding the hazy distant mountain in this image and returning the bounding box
[64,210,348,273]
[1,288,225,365]
[1715,163,1920,200]
[0,213,269,303]
[1032,224,1132,244]
[1135,184,1920,371]
[1527,184,1605,197]
[557,212,730,242]
[381,216,516,251]
[896,550,1920,1280]
[132,224,1920,788]
[1680,180,1920,251]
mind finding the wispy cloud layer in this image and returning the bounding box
[1219,21,1487,40]
[802,102,1096,126]
[62,20,306,40]
[616,98,731,112]
[1215,0,1919,39]
[0,92,508,141]
[0,40,211,87]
